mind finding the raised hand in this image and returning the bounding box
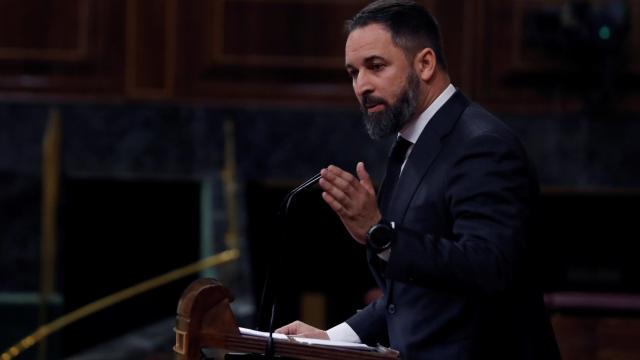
[319,162,381,244]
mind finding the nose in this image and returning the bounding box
[354,71,374,99]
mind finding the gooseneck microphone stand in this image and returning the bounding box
[257,172,321,359]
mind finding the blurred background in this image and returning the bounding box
[1,0,640,359]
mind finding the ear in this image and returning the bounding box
[414,48,437,82]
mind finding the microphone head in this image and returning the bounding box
[280,172,321,217]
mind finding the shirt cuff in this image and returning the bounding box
[377,248,391,261]
[326,322,362,343]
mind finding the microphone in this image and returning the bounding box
[280,172,321,217]
[258,172,321,358]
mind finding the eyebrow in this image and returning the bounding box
[364,55,386,64]
[345,55,387,70]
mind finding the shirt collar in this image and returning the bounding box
[399,83,456,144]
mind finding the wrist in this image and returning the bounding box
[366,219,396,253]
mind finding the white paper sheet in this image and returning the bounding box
[291,337,376,351]
[239,327,289,340]
[238,327,376,352]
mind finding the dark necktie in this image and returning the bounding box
[378,136,413,215]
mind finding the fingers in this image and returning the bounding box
[275,324,293,335]
[320,164,377,216]
[322,163,372,190]
[275,321,322,337]
[320,166,355,210]
[320,177,349,206]
[321,166,358,195]
[319,163,381,243]
[275,321,301,335]
[322,191,345,215]
[298,329,330,340]
[320,164,375,204]
[356,162,375,194]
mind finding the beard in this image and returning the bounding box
[361,71,420,140]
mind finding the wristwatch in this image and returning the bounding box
[366,220,396,253]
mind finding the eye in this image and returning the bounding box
[371,63,386,72]
[347,69,358,80]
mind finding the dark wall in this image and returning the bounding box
[2,101,639,292]
[1,101,639,357]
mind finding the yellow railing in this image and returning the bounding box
[1,249,239,360]
[2,110,245,360]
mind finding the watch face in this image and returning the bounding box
[369,223,394,250]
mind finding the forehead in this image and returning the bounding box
[345,23,404,65]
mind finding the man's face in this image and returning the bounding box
[345,23,420,139]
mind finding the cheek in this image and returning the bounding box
[373,76,398,100]
[386,78,407,102]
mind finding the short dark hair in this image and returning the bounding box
[346,0,448,71]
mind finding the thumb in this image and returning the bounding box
[356,162,375,194]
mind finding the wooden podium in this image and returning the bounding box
[174,278,399,359]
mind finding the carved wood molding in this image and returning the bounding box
[125,0,177,99]
[473,0,640,112]
[205,0,367,70]
[0,0,90,62]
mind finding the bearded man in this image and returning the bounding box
[277,1,561,359]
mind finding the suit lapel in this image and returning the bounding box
[386,91,471,220]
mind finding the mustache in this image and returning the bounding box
[361,93,388,109]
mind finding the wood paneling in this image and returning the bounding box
[125,0,176,99]
[474,0,640,112]
[0,0,125,97]
[553,315,640,360]
[427,0,478,101]
[208,0,358,68]
[174,0,368,104]
[1,0,639,109]
[0,0,89,62]
[474,0,575,110]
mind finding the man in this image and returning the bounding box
[277,1,560,358]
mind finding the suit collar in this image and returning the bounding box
[423,90,470,141]
[385,90,471,220]
[400,84,457,144]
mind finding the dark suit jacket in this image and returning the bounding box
[346,91,560,359]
